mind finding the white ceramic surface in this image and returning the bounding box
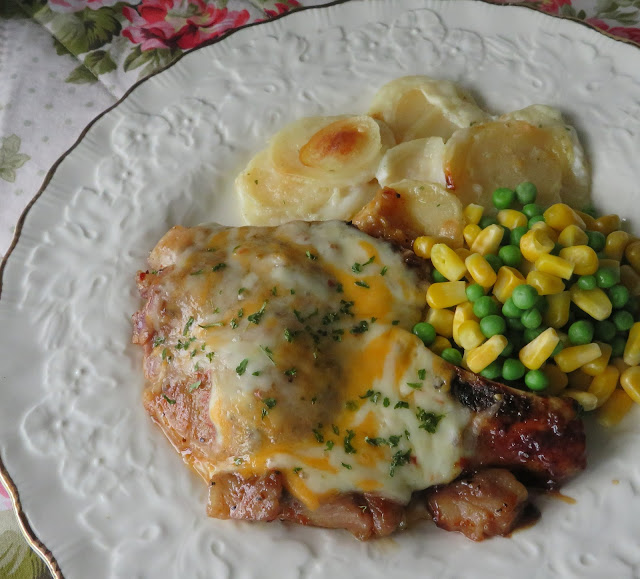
[1,0,640,577]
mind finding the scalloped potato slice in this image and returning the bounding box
[270,115,395,184]
[368,76,489,143]
[236,149,380,225]
[376,137,446,188]
[443,108,590,209]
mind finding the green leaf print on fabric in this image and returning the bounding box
[65,64,99,84]
[84,50,117,75]
[51,6,122,55]
[0,136,30,183]
[0,510,50,579]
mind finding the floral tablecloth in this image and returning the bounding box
[1,0,639,576]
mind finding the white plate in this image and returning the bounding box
[2,1,640,577]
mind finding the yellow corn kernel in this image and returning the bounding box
[624,239,640,273]
[427,281,468,309]
[431,243,467,281]
[519,229,554,263]
[596,389,634,427]
[604,230,632,261]
[557,224,589,247]
[555,343,602,373]
[425,308,455,339]
[587,365,620,408]
[567,369,594,391]
[465,253,497,288]
[464,203,484,225]
[598,258,620,272]
[535,254,574,280]
[493,266,526,303]
[563,390,598,412]
[543,364,569,396]
[530,221,559,243]
[430,336,452,356]
[463,223,482,247]
[558,245,599,276]
[455,247,472,262]
[497,209,527,230]
[624,322,640,367]
[575,210,598,230]
[467,335,508,373]
[457,320,486,350]
[593,214,621,236]
[413,236,439,259]
[452,302,478,345]
[544,291,571,329]
[611,357,630,375]
[620,366,640,404]
[526,271,565,296]
[470,224,504,256]
[519,327,560,370]
[570,285,613,321]
[543,203,586,231]
[582,343,612,377]
[518,259,536,278]
[620,265,640,297]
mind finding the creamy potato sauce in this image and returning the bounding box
[148,221,471,508]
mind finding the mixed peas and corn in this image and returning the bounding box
[412,182,640,427]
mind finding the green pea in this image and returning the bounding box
[441,348,462,366]
[466,283,485,302]
[596,267,620,289]
[595,320,617,342]
[568,320,594,345]
[534,295,549,313]
[502,297,523,319]
[551,243,563,256]
[502,358,526,381]
[498,245,522,268]
[500,226,511,246]
[511,284,539,310]
[507,317,525,331]
[484,254,503,272]
[412,322,436,346]
[432,269,447,283]
[524,326,546,343]
[581,205,597,218]
[473,296,500,318]
[510,226,528,247]
[522,203,544,219]
[521,308,542,329]
[577,275,597,290]
[552,341,564,357]
[586,230,606,252]
[528,215,546,228]
[609,285,630,309]
[525,369,549,391]
[515,182,537,205]
[479,215,498,229]
[493,187,515,210]
[480,360,503,380]
[613,310,634,332]
[611,335,627,358]
[480,315,507,338]
[501,340,515,357]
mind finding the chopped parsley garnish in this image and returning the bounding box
[352,256,375,273]
[345,401,358,411]
[344,430,357,454]
[206,352,215,362]
[416,408,445,433]
[350,320,369,334]
[394,401,409,409]
[325,440,334,451]
[365,436,385,447]
[264,398,277,409]
[183,316,195,336]
[332,424,340,435]
[152,335,165,347]
[355,280,370,289]
[163,394,176,405]
[188,380,201,392]
[341,463,352,470]
[190,349,197,358]
[248,301,268,325]
[238,287,246,295]
[306,250,318,260]
[360,389,381,403]
[418,369,426,380]
[290,288,296,295]
[388,435,401,447]
[190,269,204,276]
[283,328,297,342]
[252,370,262,376]
[212,263,227,272]
[284,367,297,377]
[406,382,423,390]
[383,397,390,407]
[161,348,170,361]
[235,358,249,375]
[260,345,275,364]
[312,427,324,443]
[391,320,400,325]
[271,286,278,296]
[293,467,303,474]
[340,300,355,316]
[237,308,244,318]
[389,449,412,477]
[380,266,388,276]
[149,269,159,275]
[175,337,196,350]
[311,396,317,404]
[230,319,239,329]
[199,322,224,329]
[234,457,243,465]
[335,283,344,293]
